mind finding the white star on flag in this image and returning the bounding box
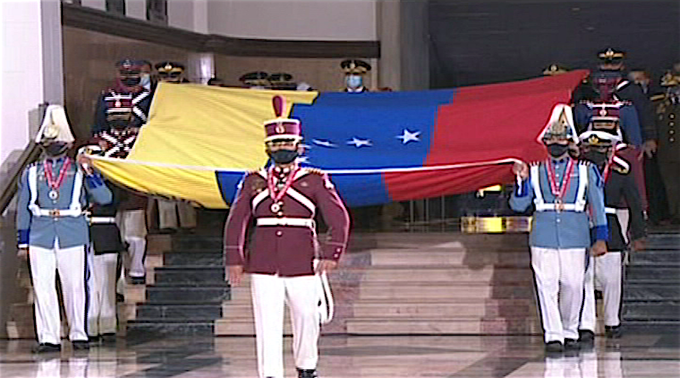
[397,129,421,144]
[347,137,372,148]
[312,139,337,148]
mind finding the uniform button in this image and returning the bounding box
[556,219,561,223]
[277,211,284,217]
[671,137,676,143]
[671,114,676,119]
[670,122,675,126]
[670,130,675,135]
[276,230,283,237]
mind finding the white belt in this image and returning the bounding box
[34,209,83,217]
[605,207,617,214]
[535,203,584,212]
[90,217,117,224]
[256,217,315,228]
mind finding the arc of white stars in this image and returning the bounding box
[347,137,372,148]
[396,129,421,144]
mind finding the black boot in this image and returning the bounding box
[72,340,90,350]
[564,338,580,350]
[544,341,563,354]
[605,325,622,339]
[297,368,318,378]
[32,343,61,354]
[578,330,595,345]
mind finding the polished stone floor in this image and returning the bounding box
[1,334,679,378]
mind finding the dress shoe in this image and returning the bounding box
[32,343,61,354]
[130,276,146,285]
[88,335,101,343]
[72,340,90,350]
[297,368,318,378]
[564,338,580,350]
[544,341,563,353]
[101,333,117,344]
[578,330,595,345]
[605,325,622,339]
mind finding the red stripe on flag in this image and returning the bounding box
[384,70,588,200]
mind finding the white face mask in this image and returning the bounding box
[346,75,363,89]
[140,73,151,88]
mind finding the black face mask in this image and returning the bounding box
[43,142,69,157]
[582,150,609,168]
[546,144,569,158]
[268,150,299,164]
[122,77,141,86]
[109,119,129,129]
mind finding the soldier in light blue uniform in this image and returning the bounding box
[16,105,112,353]
[510,104,608,354]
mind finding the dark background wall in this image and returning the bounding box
[429,0,680,88]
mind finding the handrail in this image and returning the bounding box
[0,143,41,215]
[0,104,48,215]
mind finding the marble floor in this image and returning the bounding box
[0,334,679,378]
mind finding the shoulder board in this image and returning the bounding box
[303,167,325,176]
[650,94,666,102]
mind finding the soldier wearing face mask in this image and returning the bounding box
[224,96,350,378]
[510,105,608,354]
[341,59,371,93]
[93,59,152,136]
[652,70,680,223]
[17,106,112,353]
[87,106,149,285]
[577,131,646,344]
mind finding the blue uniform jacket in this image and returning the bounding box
[510,158,609,249]
[574,102,642,147]
[16,158,112,249]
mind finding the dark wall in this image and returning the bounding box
[429,0,680,88]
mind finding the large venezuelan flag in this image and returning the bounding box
[91,70,588,208]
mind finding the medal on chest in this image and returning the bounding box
[44,158,72,202]
[267,166,299,213]
[546,159,574,212]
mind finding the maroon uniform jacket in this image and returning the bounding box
[224,166,350,277]
[87,128,147,210]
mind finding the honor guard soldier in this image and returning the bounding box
[510,104,608,354]
[87,106,148,285]
[224,96,350,378]
[153,61,197,233]
[341,59,371,93]
[16,105,112,353]
[578,130,646,343]
[240,71,270,89]
[93,59,152,135]
[155,61,189,84]
[652,71,680,223]
[268,72,297,91]
[79,145,125,343]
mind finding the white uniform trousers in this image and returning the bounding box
[251,274,321,378]
[580,252,623,331]
[616,209,630,244]
[87,251,118,336]
[157,199,197,230]
[117,209,147,278]
[531,247,586,343]
[29,240,88,344]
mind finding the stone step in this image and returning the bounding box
[358,281,534,300]
[626,267,680,283]
[622,303,680,321]
[163,251,223,267]
[144,285,230,303]
[153,267,225,285]
[622,320,680,334]
[345,318,542,335]
[351,299,534,318]
[136,302,223,320]
[645,234,680,249]
[368,250,529,267]
[215,318,291,336]
[630,251,680,265]
[624,283,680,300]
[359,266,532,283]
[126,318,215,337]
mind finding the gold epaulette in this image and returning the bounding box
[304,167,326,176]
[612,164,629,174]
[650,94,666,102]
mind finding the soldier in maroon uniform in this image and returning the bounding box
[223,96,350,378]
